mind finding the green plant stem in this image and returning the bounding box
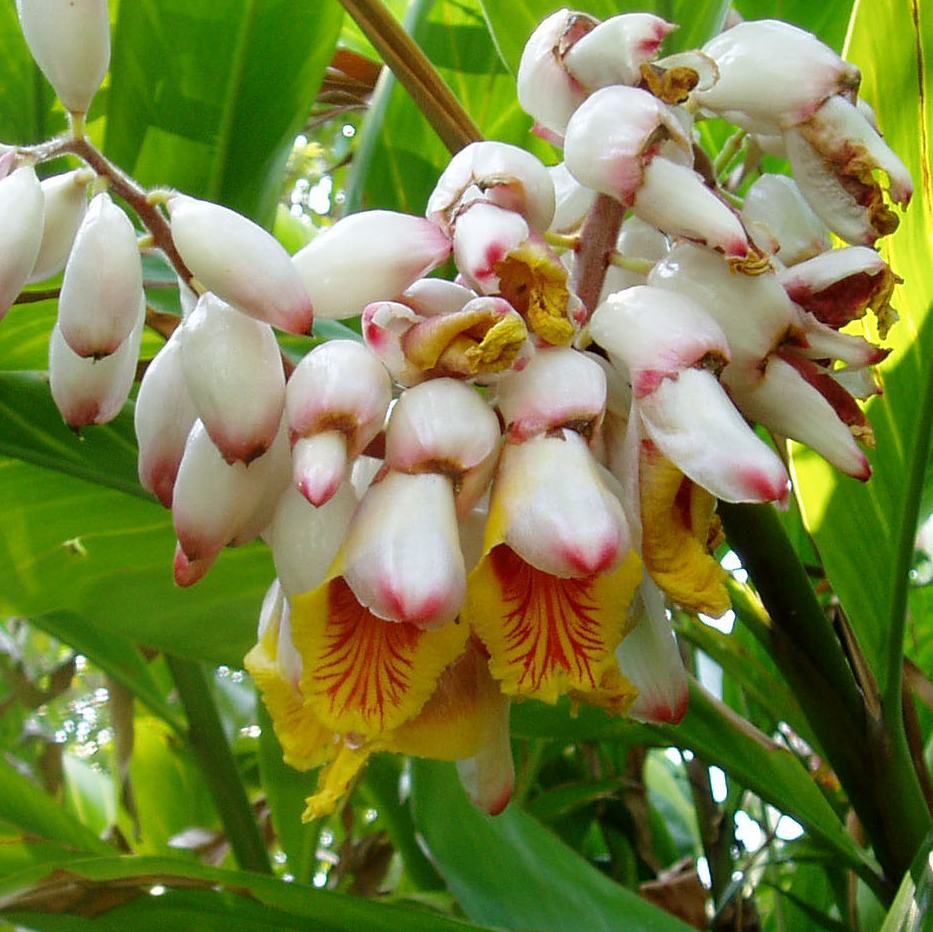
[336,0,480,154]
[720,502,932,893]
[167,656,271,875]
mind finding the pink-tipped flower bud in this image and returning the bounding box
[694,20,860,133]
[167,194,313,335]
[428,141,555,235]
[402,278,474,317]
[741,173,830,266]
[563,13,675,89]
[0,165,44,321]
[49,298,143,428]
[135,326,198,507]
[342,470,466,629]
[497,345,606,442]
[28,169,91,284]
[386,378,501,515]
[292,210,451,320]
[291,432,349,508]
[16,0,110,115]
[180,292,286,465]
[58,192,143,359]
[516,9,596,139]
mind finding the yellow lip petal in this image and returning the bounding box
[464,544,642,705]
[291,576,470,739]
[302,743,372,822]
[640,445,730,617]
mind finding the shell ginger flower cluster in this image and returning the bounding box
[8,3,909,821]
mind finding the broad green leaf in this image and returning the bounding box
[0,856,492,930]
[62,756,116,840]
[347,0,546,216]
[732,0,854,51]
[479,0,731,75]
[880,831,933,932]
[106,0,343,224]
[648,680,877,884]
[793,0,933,700]
[410,758,692,931]
[0,758,113,856]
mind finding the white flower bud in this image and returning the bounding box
[599,216,670,301]
[496,345,606,442]
[270,481,356,596]
[694,20,860,133]
[453,201,530,294]
[180,292,286,465]
[563,13,675,89]
[49,297,143,428]
[428,141,555,235]
[167,194,313,334]
[28,170,91,284]
[0,165,44,321]
[58,192,143,358]
[292,210,451,320]
[291,432,348,508]
[16,0,110,114]
[548,162,597,234]
[402,278,474,317]
[135,327,197,507]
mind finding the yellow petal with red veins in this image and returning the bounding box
[391,638,505,760]
[244,636,333,772]
[464,544,642,705]
[640,443,730,617]
[495,241,576,346]
[292,576,470,738]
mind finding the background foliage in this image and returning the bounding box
[0,0,930,929]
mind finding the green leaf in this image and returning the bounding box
[479,0,731,76]
[0,856,492,930]
[792,0,933,702]
[0,758,113,856]
[648,680,877,884]
[409,758,692,931]
[880,831,933,932]
[347,0,545,216]
[61,756,116,840]
[106,0,343,224]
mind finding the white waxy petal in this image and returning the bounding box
[386,378,500,476]
[793,311,886,368]
[616,578,688,724]
[428,141,555,235]
[181,292,285,465]
[58,192,143,358]
[694,20,859,132]
[17,0,110,114]
[0,165,44,320]
[564,13,675,88]
[564,86,692,205]
[452,202,529,294]
[135,326,197,508]
[293,210,451,320]
[286,339,392,456]
[292,431,349,507]
[49,299,143,428]
[172,420,278,565]
[649,243,797,367]
[494,430,630,577]
[342,471,466,629]
[230,424,293,546]
[167,194,313,335]
[599,215,670,300]
[516,9,593,138]
[402,278,473,317]
[741,174,830,266]
[590,285,730,396]
[497,345,606,441]
[638,367,790,504]
[634,158,749,258]
[548,162,597,234]
[727,356,870,479]
[362,300,423,385]
[29,170,91,283]
[271,478,357,596]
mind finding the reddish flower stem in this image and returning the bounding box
[571,194,626,320]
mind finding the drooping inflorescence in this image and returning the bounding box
[6,3,909,819]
